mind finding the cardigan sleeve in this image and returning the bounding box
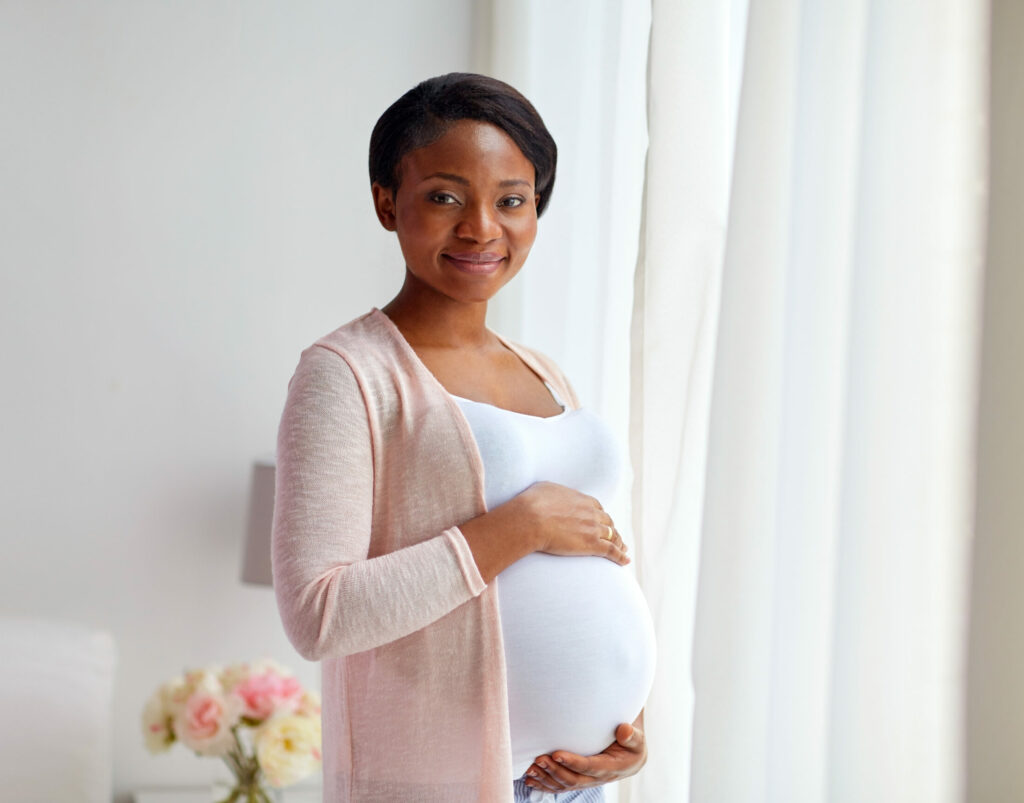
[271,346,487,661]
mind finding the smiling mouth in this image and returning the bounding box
[443,253,505,274]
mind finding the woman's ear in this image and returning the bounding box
[372,182,398,231]
[534,193,541,211]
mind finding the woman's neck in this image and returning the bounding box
[381,282,494,350]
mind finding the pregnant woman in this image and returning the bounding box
[272,73,656,803]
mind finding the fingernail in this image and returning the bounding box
[538,761,548,769]
[555,757,565,764]
[527,770,537,777]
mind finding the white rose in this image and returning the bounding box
[255,715,322,788]
[141,688,175,754]
[218,662,254,694]
[182,666,223,692]
[294,689,321,717]
[160,675,191,720]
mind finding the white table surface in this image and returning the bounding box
[133,786,321,803]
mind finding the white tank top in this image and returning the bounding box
[451,384,657,779]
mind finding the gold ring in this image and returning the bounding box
[601,525,615,541]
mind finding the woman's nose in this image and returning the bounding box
[454,202,502,242]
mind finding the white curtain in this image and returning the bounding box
[631,2,988,802]
[965,2,1024,799]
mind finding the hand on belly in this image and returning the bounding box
[497,552,657,779]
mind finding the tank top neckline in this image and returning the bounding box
[449,385,574,421]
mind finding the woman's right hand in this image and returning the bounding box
[513,481,630,565]
[460,481,629,584]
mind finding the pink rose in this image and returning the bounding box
[174,686,242,757]
[233,669,303,722]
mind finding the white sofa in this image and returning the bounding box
[0,616,116,802]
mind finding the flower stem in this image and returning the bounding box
[212,725,275,803]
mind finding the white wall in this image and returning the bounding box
[0,2,476,799]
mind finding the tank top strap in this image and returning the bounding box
[543,380,566,410]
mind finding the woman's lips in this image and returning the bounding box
[443,252,505,275]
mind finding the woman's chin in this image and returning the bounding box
[439,282,508,306]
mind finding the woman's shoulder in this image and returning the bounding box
[298,307,406,368]
[287,309,399,390]
[313,308,388,351]
[294,308,443,407]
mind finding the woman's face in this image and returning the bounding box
[372,119,540,305]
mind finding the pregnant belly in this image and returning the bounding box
[497,553,657,779]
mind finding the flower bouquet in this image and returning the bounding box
[142,659,321,803]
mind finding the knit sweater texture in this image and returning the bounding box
[272,308,582,802]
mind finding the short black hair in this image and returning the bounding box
[369,72,557,216]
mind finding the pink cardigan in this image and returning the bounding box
[272,308,581,802]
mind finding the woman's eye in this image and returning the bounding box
[500,196,525,208]
[429,192,459,205]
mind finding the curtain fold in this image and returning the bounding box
[632,0,988,800]
[622,1,745,794]
[626,0,745,799]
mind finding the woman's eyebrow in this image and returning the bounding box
[421,172,532,188]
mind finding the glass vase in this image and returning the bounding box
[211,777,282,803]
[212,728,283,803]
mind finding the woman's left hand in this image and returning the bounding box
[523,719,647,794]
